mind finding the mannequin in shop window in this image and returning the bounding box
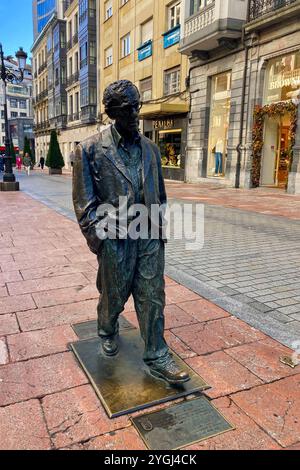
[214,138,224,176]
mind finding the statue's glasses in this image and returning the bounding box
[109,102,143,115]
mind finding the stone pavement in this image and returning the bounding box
[0,190,300,450]
[16,171,300,349]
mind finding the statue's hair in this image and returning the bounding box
[103,80,140,110]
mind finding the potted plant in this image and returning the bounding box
[46,130,65,175]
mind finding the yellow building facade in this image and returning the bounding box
[99,0,189,180]
[32,30,50,161]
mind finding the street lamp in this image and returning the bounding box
[0,44,28,191]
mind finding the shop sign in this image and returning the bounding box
[153,119,175,130]
[163,25,180,49]
[137,40,152,62]
[269,69,300,90]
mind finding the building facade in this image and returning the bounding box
[33,0,68,39]
[59,0,98,164]
[32,0,98,168]
[0,58,34,154]
[180,0,300,194]
[99,0,189,180]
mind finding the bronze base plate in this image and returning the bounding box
[132,396,234,450]
[72,316,134,341]
[70,329,210,418]
[0,181,20,192]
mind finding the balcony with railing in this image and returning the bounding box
[246,0,300,32]
[66,71,80,88]
[180,0,247,56]
[73,32,78,45]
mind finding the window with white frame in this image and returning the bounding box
[168,1,181,30]
[105,46,113,67]
[121,33,131,58]
[105,0,113,20]
[164,67,180,95]
[141,18,153,45]
[190,0,213,16]
[140,77,152,101]
[120,0,129,6]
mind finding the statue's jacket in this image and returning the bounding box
[72,125,167,255]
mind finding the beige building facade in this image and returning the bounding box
[180,0,300,194]
[32,25,50,162]
[60,0,98,168]
[32,1,99,169]
[99,0,189,180]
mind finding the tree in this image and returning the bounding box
[46,130,65,170]
[10,142,16,166]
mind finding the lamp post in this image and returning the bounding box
[0,44,28,191]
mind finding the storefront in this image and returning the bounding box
[207,71,232,178]
[143,114,187,181]
[255,51,300,189]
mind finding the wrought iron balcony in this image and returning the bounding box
[66,71,79,87]
[73,32,78,45]
[249,0,296,21]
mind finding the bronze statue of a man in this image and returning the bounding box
[73,80,190,385]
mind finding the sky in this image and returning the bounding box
[0,0,33,61]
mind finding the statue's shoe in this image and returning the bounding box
[149,358,191,385]
[102,336,119,356]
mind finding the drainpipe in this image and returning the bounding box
[235,2,251,189]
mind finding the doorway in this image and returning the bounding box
[261,113,291,188]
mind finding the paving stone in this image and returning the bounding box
[0,294,36,315]
[0,352,88,406]
[276,298,300,307]
[278,305,300,315]
[187,351,263,398]
[165,285,200,304]
[249,302,273,313]
[165,330,197,359]
[17,299,98,332]
[67,427,146,450]
[0,339,9,365]
[7,325,78,362]
[0,287,8,297]
[7,273,89,296]
[0,400,51,450]
[42,384,129,449]
[164,304,198,330]
[0,271,22,287]
[32,284,99,308]
[225,338,300,382]
[184,396,280,450]
[176,299,230,323]
[20,262,94,281]
[1,256,72,273]
[0,314,19,336]
[268,310,294,324]
[173,317,266,356]
[232,375,300,448]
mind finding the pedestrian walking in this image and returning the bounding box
[0,154,4,172]
[69,150,75,168]
[16,155,22,171]
[23,153,31,176]
[39,156,45,170]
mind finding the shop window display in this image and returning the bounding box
[264,51,300,104]
[158,131,181,168]
[207,72,231,177]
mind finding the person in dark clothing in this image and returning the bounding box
[39,156,45,170]
[72,80,190,385]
